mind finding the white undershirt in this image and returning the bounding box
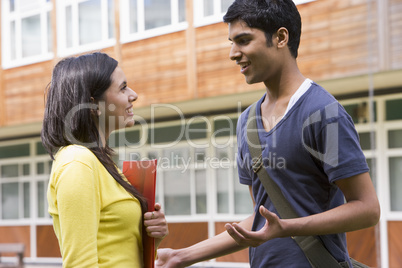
[283,78,313,116]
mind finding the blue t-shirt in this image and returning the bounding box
[236,82,368,267]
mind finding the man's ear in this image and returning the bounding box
[276,27,289,48]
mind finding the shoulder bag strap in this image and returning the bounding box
[246,102,342,268]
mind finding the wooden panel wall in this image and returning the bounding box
[390,0,402,69]
[0,226,30,257]
[214,222,249,263]
[295,0,379,80]
[2,61,53,126]
[388,221,402,267]
[158,222,208,249]
[346,226,378,267]
[120,31,190,108]
[36,225,61,258]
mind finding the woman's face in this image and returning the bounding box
[100,66,138,136]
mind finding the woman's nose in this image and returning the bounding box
[128,88,138,102]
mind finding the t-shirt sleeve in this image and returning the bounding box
[325,116,369,183]
[54,160,100,267]
[305,104,369,183]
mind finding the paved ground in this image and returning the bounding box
[25,266,61,268]
[20,261,250,268]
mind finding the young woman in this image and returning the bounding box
[42,52,168,267]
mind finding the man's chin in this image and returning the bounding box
[245,76,257,84]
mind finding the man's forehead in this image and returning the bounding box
[228,20,256,40]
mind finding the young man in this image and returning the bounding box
[155,0,380,267]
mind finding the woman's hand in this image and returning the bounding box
[144,203,169,248]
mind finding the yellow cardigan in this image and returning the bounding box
[47,145,143,267]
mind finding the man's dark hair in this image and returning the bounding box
[223,0,302,58]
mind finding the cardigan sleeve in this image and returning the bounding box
[54,160,101,267]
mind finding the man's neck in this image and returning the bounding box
[263,59,305,101]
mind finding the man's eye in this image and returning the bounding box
[239,39,250,45]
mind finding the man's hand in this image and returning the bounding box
[225,205,283,247]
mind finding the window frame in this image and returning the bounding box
[0,138,52,224]
[1,0,53,69]
[193,0,317,27]
[112,113,252,222]
[340,93,402,220]
[119,0,188,44]
[56,0,116,58]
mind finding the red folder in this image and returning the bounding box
[123,160,157,268]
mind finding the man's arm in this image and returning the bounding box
[225,172,380,247]
[155,186,255,268]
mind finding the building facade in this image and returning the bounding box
[0,0,401,267]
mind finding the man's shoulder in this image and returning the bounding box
[305,82,337,106]
[296,82,342,116]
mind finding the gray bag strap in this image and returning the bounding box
[246,102,342,268]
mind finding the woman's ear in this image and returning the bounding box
[90,97,101,116]
[276,27,289,48]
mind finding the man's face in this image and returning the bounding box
[228,20,280,85]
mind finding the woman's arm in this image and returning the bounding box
[55,161,101,267]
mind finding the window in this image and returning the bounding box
[386,99,402,121]
[194,0,232,27]
[341,94,402,216]
[1,0,53,68]
[120,0,187,43]
[388,126,402,212]
[57,0,115,57]
[112,114,253,219]
[194,0,317,27]
[0,140,52,221]
[389,157,402,211]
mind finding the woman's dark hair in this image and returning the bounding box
[41,52,147,213]
[223,0,302,58]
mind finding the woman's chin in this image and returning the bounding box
[125,119,135,128]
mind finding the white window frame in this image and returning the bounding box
[119,0,188,44]
[0,138,52,225]
[56,0,116,57]
[1,0,53,69]
[112,113,252,223]
[194,0,317,27]
[340,92,402,268]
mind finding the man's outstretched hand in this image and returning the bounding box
[225,205,283,247]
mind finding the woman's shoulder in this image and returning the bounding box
[55,145,99,168]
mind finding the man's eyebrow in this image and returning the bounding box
[228,32,252,41]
